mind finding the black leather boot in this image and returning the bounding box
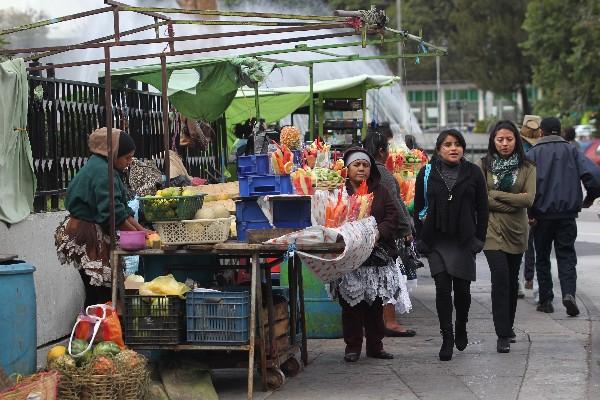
[455,321,468,351]
[439,329,454,361]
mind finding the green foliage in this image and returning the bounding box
[524,0,600,115]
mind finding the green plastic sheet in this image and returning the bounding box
[103,57,273,122]
[0,58,35,224]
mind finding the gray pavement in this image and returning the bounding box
[216,208,600,400]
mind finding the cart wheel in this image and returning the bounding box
[281,356,301,377]
[266,367,286,390]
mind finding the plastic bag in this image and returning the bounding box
[139,274,190,298]
[70,303,125,358]
[347,180,374,222]
[325,188,348,228]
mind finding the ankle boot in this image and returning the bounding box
[439,329,454,361]
[455,321,468,351]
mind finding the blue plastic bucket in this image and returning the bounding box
[0,260,37,376]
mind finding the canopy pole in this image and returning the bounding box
[361,85,367,141]
[104,46,116,250]
[160,54,171,185]
[309,65,315,140]
[317,93,324,138]
[254,83,261,124]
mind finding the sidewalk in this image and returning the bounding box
[216,251,596,399]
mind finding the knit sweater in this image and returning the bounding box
[65,154,133,230]
[477,159,536,254]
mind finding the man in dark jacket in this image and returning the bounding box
[527,117,600,316]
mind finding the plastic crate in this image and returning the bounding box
[123,295,184,345]
[237,154,269,177]
[236,220,271,242]
[271,197,311,229]
[139,194,205,222]
[235,198,268,223]
[238,175,293,197]
[153,218,231,245]
[186,290,250,344]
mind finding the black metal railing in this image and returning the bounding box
[27,75,224,212]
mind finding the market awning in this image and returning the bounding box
[101,57,274,122]
[225,74,400,149]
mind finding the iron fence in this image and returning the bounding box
[27,74,224,212]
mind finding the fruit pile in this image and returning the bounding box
[385,148,428,208]
[303,138,330,169]
[139,187,203,221]
[271,141,294,175]
[280,125,301,150]
[347,180,374,222]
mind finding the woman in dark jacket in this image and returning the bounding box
[413,129,489,361]
[55,127,148,306]
[337,147,402,362]
[365,131,416,337]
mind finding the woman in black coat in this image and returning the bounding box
[413,129,489,361]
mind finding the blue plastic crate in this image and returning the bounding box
[235,199,268,223]
[238,175,293,197]
[237,154,270,177]
[272,197,311,229]
[236,220,271,242]
[186,291,250,344]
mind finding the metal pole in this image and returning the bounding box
[436,55,441,129]
[361,85,368,140]
[309,65,315,140]
[254,83,261,123]
[112,6,120,43]
[396,0,402,78]
[104,46,116,247]
[160,54,171,186]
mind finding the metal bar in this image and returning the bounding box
[248,253,259,400]
[361,85,368,139]
[0,6,114,36]
[309,49,346,58]
[256,269,268,392]
[288,257,298,353]
[265,266,277,365]
[309,65,314,140]
[111,252,119,306]
[170,19,341,27]
[112,6,121,44]
[25,21,167,62]
[116,6,346,22]
[254,84,261,124]
[105,46,116,250]
[104,0,170,21]
[167,20,175,55]
[385,27,447,53]
[271,51,444,68]
[160,54,171,186]
[26,31,357,72]
[295,254,308,366]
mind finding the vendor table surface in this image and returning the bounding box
[0,254,18,263]
[113,242,345,256]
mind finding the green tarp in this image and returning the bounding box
[225,74,400,151]
[103,57,273,122]
[0,58,35,224]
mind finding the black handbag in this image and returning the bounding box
[398,239,425,271]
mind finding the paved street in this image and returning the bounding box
[216,208,600,400]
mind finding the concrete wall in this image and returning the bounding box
[1,211,84,347]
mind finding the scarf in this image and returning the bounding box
[490,154,519,191]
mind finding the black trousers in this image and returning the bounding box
[79,270,112,308]
[433,271,471,332]
[339,297,385,355]
[523,228,535,281]
[484,250,523,338]
[533,219,578,303]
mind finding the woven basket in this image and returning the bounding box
[56,370,80,400]
[0,371,58,400]
[118,369,149,400]
[154,217,231,245]
[80,374,122,400]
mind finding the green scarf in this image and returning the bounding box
[490,154,519,191]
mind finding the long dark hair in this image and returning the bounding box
[435,129,466,153]
[364,131,389,161]
[486,120,527,167]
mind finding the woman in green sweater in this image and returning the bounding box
[55,127,148,306]
[478,121,536,353]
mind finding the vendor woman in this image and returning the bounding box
[337,147,402,362]
[55,127,147,307]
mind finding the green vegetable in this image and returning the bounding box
[70,339,89,356]
[93,341,122,356]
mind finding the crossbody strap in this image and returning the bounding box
[418,164,432,221]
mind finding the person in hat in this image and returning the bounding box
[519,115,542,292]
[55,128,148,307]
[527,117,600,316]
[336,147,403,363]
[413,129,489,361]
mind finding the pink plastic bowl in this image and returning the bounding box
[119,230,146,251]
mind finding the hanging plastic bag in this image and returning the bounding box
[69,302,125,359]
[138,274,190,298]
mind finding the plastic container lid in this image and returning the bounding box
[0,261,36,275]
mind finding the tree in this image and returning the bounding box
[449,0,532,114]
[524,0,600,119]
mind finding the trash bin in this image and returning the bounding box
[0,260,37,376]
[280,262,342,339]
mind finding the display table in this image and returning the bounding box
[110,241,344,400]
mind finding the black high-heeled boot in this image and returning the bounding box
[439,329,454,361]
[455,321,468,351]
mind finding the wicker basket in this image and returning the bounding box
[118,369,149,400]
[154,217,231,245]
[79,374,122,400]
[139,194,205,222]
